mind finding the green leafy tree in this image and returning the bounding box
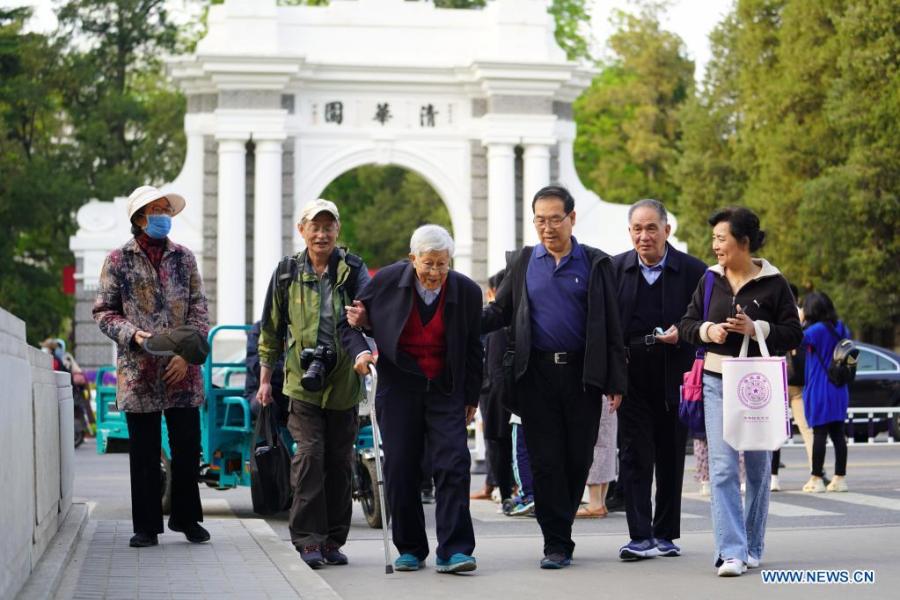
[574,3,694,210]
[56,0,186,202]
[675,0,899,341]
[320,166,453,269]
[0,8,84,344]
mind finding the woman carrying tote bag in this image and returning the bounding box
[678,207,802,577]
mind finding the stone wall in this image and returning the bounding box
[0,307,75,600]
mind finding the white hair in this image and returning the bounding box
[409,224,455,257]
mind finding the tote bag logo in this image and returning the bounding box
[737,372,771,409]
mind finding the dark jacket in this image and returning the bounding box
[612,243,707,407]
[340,261,484,407]
[678,259,803,371]
[479,328,512,440]
[482,244,628,396]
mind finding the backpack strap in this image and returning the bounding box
[274,254,299,343]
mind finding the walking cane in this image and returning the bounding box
[367,364,393,574]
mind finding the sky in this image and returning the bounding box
[7,0,734,82]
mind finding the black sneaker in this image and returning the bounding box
[540,552,571,569]
[300,545,325,569]
[322,544,349,565]
[167,518,210,543]
[129,533,158,548]
[421,488,435,504]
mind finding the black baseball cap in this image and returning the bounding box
[144,326,210,365]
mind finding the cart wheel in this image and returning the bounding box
[360,459,386,529]
[161,454,173,514]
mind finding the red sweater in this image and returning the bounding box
[398,289,447,379]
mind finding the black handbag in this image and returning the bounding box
[249,405,293,515]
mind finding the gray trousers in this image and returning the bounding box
[286,399,358,549]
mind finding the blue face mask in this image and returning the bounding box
[144,214,172,239]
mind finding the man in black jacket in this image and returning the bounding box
[612,199,707,560]
[342,225,483,574]
[482,185,627,569]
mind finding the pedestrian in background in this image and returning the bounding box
[474,270,515,505]
[678,206,802,577]
[800,291,851,494]
[576,399,617,519]
[93,186,209,548]
[612,199,707,560]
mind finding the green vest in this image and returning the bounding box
[270,251,362,410]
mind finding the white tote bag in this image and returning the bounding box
[722,320,790,451]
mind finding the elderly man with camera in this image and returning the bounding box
[257,199,370,569]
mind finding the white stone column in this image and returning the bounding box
[523,142,551,246]
[485,141,516,276]
[216,138,248,326]
[253,137,284,319]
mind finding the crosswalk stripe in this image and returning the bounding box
[766,501,841,517]
[688,492,841,517]
[783,491,900,512]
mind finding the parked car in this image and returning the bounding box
[848,342,900,440]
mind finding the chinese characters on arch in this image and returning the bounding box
[311,100,455,128]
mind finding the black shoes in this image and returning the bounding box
[322,544,349,565]
[129,533,158,548]
[300,545,325,569]
[168,518,211,543]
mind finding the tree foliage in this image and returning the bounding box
[0,1,187,344]
[57,0,186,202]
[0,8,83,344]
[573,4,694,209]
[320,166,453,269]
[674,0,900,340]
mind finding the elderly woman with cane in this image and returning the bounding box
[341,225,483,574]
[93,186,210,548]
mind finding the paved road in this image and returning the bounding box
[68,439,900,598]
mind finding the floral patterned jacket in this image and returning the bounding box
[93,237,209,413]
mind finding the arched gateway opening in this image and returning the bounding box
[317,165,453,269]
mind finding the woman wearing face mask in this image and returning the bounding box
[93,186,210,548]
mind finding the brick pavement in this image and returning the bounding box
[66,520,304,600]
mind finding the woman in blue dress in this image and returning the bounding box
[800,292,851,493]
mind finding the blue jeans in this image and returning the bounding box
[703,374,771,564]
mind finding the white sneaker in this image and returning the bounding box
[717,558,747,577]
[770,475,781,492]
[700,481,711,497]
[803,476,826,493]
[826,476,848,492]
[747,555,760,569]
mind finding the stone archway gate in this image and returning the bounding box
[70,0,641,369]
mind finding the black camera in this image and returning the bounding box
[299,345,337,392]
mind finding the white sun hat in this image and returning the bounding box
[127,185,186,221]
[300,198,340,223]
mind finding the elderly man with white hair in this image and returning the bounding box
[341,224,483,574]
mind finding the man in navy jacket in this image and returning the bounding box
[611,199,707,560]
[341,225,483,574]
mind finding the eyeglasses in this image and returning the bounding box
[418,262,451,273]
[533,213,571,229]
[144,204,174,216]
[304,223,338,235]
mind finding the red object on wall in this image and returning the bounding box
[62,264,76,295]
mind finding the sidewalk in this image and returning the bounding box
[53,519,340,600]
